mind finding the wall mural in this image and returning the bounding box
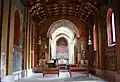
[12,0,24,73]
[56,38,68,59]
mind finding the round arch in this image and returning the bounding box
[47,19,80,38]
[107,8,116,46]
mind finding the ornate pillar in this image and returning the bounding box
[0,1,3,76]
[22,7,29,77]
[48,38,51,60]
[7,0,15,75]
[97,10,106,70]
[34,25,38,67]
[115,6,120,72]
[0,0,3,49]
[1,0,10,76]
[32,23,35,68]
[26,14,30,70]
[29,17,32,69]
[115,2,120,82]
[76,37,81,63]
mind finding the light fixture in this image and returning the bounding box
[88,36,92,45]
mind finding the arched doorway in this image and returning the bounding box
[47,19,80,65]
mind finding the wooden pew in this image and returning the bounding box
[43,67,59,77]
[68,67,89,77]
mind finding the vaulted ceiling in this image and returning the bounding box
[28,0,99,25]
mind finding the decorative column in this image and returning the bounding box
[31,23,35,68]
[76,37,81,63]
[97,10,106,70]
[34,25,38,67]
[115,4,120,73]
[1,0,10,77]
[48,38,51,60]
[115,2,120,82]
[0,0,3,77]
[22,7,29,77]
[29,17,32,69]
[26,13,30,75]
[7,0,15,75]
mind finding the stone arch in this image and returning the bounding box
[47,19,80,38]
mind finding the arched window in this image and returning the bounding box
[107,8,116,46]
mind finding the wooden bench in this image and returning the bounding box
[43,67,59,77]
[69,67,89,77]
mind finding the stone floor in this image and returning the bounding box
[15,71,107,82]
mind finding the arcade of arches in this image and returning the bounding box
[0,0,120,82]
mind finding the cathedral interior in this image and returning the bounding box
[0,0,120,82]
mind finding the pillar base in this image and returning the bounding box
[21,69,33,78]
[1,75,14,82]
[27,69,33,77]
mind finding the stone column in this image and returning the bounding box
[26,14,30,71]
[1,0,10,76]
[7,0,15,75]
[34,25,38,67]
[97,11,106,70]
[22,7,29,77]
[76,37,81,63]
[31,23,35,68]
[29,17,32,69]
[0,0,3,48]
[48,38,51,60]
[33,23,36,67]
[115,2,120,82]
[115,7,120,72]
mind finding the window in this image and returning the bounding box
[107,8,116,46]
[106,8,116,70]
[93,24,97,51]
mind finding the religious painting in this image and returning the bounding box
[56,37,68,59]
